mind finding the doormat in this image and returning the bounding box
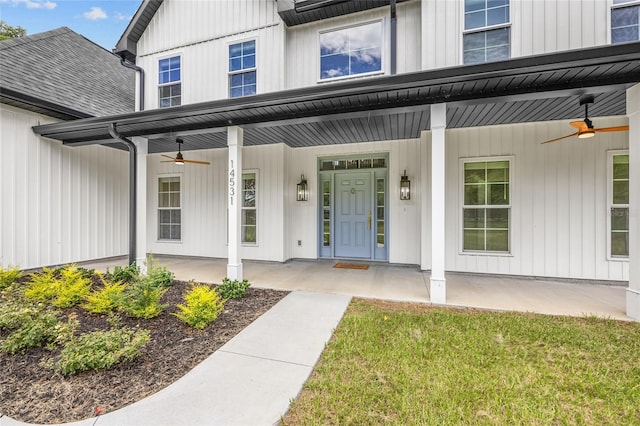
[334,263,369,270]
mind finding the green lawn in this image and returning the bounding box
[284,299,640,425]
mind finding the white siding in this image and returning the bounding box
[0,104,129,270]
[147,143,286,262]
[286,0,422,89]
[443,117,629,281]
[422,0,611,71]
[137,0,285,107]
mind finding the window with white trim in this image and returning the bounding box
[610,152,629,258]
[319,21,383,80]
[229,40,256,98]
[611,0,640,44]
[462,159,510,252]
[158,56,181,108]
[463,0,510,64]
[158,176,181,240]
[241,172,257,244]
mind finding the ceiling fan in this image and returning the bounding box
[541,95,629,144]
[161,138,210,165]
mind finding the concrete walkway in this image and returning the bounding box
[0,291,352,426]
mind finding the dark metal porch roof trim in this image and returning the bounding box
[277,0,409,27]
[33,42,640,148]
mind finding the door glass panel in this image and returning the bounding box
[322,179,331,247]
[376,178,385,248]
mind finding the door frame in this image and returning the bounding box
[317,153,389,260]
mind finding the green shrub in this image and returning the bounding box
[0,266,21,290]
[145,256,174,288]
[24,267,58,302]
[24,265,92,308]
[122,277,167,319]
[52,266,92,308]
[84,275,126,314]
[217,278,250,299]
[0,301,61,354]
[56,324,150,375]
[174,283,225,329]
[105,263,139,284]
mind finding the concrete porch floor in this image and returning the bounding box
[79,255,629,321]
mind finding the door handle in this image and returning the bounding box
[368,211,372,230]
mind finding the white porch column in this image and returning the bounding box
[227,126,243,280]
[430,103,446,304]
[133,137,148,273]
[626,84,640,320]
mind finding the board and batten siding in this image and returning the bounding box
[136,0,285,108]
[421,0,612,71]
[0,104,129,270]
[439,117,629,281]
[147,143,286,262]
[284,139,423,265]
[285,0,422,89]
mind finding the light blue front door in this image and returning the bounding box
[335,172,372,258]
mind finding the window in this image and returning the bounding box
[229,40,256,98]
[320,21,382,80]
[158,176,181,240]
[610,153,629,258]
[376,178,385,248]
[462,159,510,252]
[322,180,331,247]
[241,172,257,243]
[612,0,640,44]
[463,0,510,64]
[158,56,181,108]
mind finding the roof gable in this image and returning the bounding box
[0,27,135,118]
[115,0,164,62]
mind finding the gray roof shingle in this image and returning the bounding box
[0,27,135,117]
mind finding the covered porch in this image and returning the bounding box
[79,255,627,321]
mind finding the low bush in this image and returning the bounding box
[122,277,167,319]
[56,320,150,375]
[0,301,61,354]
[105,263,139,284]
[0,266,21,290]
[174,283,225,329]
[217,278,250,300]
[145,256,174,288]
[84,275,127,314]
[25,265,92,308]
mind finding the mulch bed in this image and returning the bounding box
[0,281,288,424]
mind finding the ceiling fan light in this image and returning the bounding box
[176,152,185,165]
[578,130,595,139]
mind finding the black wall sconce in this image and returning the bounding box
[400,170,411,200]
[297,174,308,201]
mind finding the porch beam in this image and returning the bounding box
[626,84,640,321]
[430,103,446,304]
[227,126,244,280]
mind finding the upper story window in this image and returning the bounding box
[320,21,382,80]
[229,40,256,98]
[463,0,510,65]
[158,56,181,108]
[611,0,640,44]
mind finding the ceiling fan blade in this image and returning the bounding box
[183,159,211,165]
[593,125,630,133]
[569,121,588,131]
[541,131,580,144]
[161,154,176,160]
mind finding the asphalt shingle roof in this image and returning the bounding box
[0,27,135,117]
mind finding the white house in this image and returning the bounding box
[3,1,640,318]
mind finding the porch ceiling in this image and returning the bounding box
[33,42,640,154]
